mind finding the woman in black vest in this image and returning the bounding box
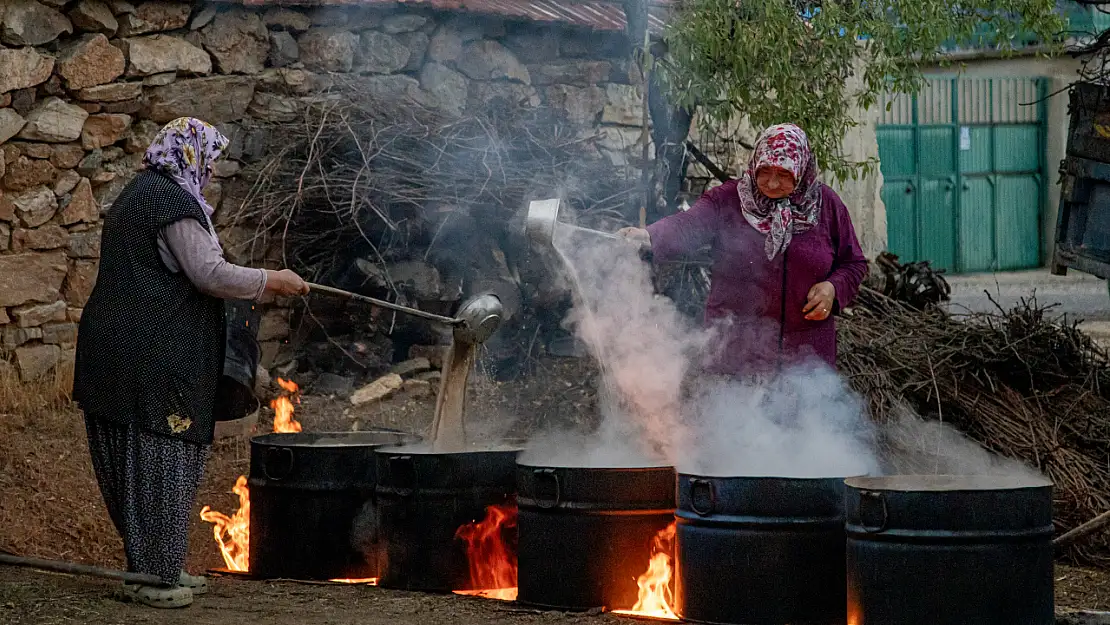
[73,117,309,608]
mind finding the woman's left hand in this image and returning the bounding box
[803,281,836,321]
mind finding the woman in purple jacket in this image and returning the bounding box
[619,124,868,377]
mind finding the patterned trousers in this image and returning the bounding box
[83,415,209,585]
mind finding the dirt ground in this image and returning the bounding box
[2,564,1110,624]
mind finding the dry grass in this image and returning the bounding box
[0,362,124,568]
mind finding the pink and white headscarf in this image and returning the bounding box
[737,123,822,260]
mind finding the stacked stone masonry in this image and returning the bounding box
[0,0,649,382]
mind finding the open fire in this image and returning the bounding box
[199,379,303,573]
[453,503,519,601]
[612,522,679,620]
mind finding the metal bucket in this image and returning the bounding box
[515,463,676,610]
[247,429,420,580]
[845,475,1054,625]
[676,474,848,625]
[374,443,522,592]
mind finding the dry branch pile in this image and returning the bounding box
[231,84,640,282]
[840,285,1110,564]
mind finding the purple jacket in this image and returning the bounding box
[646,180,868,375]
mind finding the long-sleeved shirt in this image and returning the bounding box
[157,216,267,301]
[646,181,868,375]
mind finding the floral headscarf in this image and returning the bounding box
[142,117,229,219]
[737,124,822,260]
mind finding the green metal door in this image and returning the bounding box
[876,76,1047,273]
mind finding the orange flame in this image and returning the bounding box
[453,503,518,601]
[612,522,679,620]
[198,475,251,572]
[272,378,302,433]
[330,578,379,585]
[200,378,302,571]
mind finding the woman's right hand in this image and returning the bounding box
[617,227,651,250]
[265,269,310,297]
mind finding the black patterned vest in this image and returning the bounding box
[73,170,226,444]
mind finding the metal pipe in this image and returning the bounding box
[307,283,461,326]
[0,552,168,587]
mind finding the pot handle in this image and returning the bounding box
[690,478,715,517]
[388,455,417,498]
[533,468,561,509]
[263,447,294,481]
[858,490,889,533]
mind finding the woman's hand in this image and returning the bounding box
[265,269,310,297]
[617,227,651,251]
[803,281,836,321]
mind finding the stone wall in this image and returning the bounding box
[0,0,649,381]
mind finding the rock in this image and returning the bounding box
[401,378,433,398]
[545,84,605,124]
[408,345,447,369]
[415,370,441,384]
[0,110,27,145]
[351,75,432,108]
[419,63,468,116]
[189,5,217,30]
[503,31,560,64]
[0,222,8,251]
[427,25,463,63]
[313,373,355,398]
[0,191,13,222]
[50,144,86,169]
[59,178,98,224]
[597,126,648,167]
[15,344,62,382]
[457,41,530,84]
[99,99,142,116]
[350,373,404,406]
[12,186,57,227]
[391,357,431,377]
[0,48,54,95]
[13,224,67,250]
[382,14,428,34]
[75,82,141,103]
[269,31,299,68]
[2,325,42,349]
[75,149,103,177]
[42,322,78,346]
[264,8,310,33]
[212,159,239,178]
[1,0,72,47]
[67,227,101,258]
[470,81,539,109]
[311,7,380,29]
[0,251,69,307]
[17,98,90,143]
[16,142,51,159]
[10,301,65,328]
[601,84,643,126]
[201,180,220,208]
[81,113,131,150]
[116,1,190,36]
[3,156,56,191]
[66,307,82,322]
[107,0,136,15]
[124,118,159,153]
[56,34,126,91]
[357,31,409,74]
[246,92,296,123]
[257,309,290,342]
[124,34,212,76]
[396,31,428,72]
[69,0,118,35]
[53,169,80,196]
[200,9,269,75]
[146,76,256,124]
[298,29,357,73]
[9,90,35,118]
[143,72,175,87]
[63,259,99,307]
[0,307,7,325]
[386,260,445,299]
[530,61,612,87]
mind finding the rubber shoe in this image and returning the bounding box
[178,570,208,595]
[122,583,194,608]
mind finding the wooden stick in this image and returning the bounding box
[685,140,732,183]
[1055,509,1110,551]
[0,552,167,587]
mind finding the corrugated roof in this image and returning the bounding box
[222,0,670,32]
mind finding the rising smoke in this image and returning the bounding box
[525,224,1044,482]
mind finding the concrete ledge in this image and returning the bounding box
[1059,610,1110,625]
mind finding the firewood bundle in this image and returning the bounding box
[861,252,951,311]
